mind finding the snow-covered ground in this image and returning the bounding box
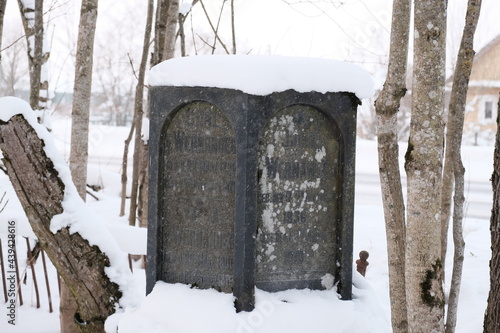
[0,115,493,332]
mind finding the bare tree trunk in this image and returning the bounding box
[484,94,500,332]
[164,0,179,59]
[231,0,236,54]
[151,0,169,66]
[179,11,187,57]
[0,114,121,333]
[120,122,135,217]
[405,1,447,331]
[441,141,453,268]
[128,0,154,226]
[17,0,42,110]
[128,0,167,227]
[59,282,79,333]
[66,0,98,331]
[34,0,49,111]
[374,0,411,331]
[442,1,482,332]
[69,0,98,199]
[129,0,179,228]
[0,0,7,62]
[137,143,149,228]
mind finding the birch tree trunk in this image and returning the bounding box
[405,1,447,331]
[443,1,482,332]
[0,114,121,333]
[484,95,500,332]
[374,0,410,331]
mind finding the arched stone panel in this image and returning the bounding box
[158,101,236,292]
[255,104,342,291]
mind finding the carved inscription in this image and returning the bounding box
[256,105,340,289]
[160,102,236,292]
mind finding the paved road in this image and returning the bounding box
[90,155,493,221]
[355,173,492,220]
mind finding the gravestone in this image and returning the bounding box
[159,101,236,292]
[255,105,341,291]
[145,53,372,313]
[147,87,358,312]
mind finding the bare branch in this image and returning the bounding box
[0,191,8,213]
[196,33,216,52]
[374,0,411,331]
[231,0,236,54]
[198,0,230,54]
[443,1,482,332]
[127,53,139,81]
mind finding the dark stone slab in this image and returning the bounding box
[147,87,359,312]
[159,102,236,292]
[255,104,341,291]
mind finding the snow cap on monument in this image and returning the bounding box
[148,55,375,99]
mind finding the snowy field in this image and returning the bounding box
[0,115,493,332]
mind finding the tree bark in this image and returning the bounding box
[130,0,179,228]
[128,0,154,226]
[405,1,447,331]
[443,1,482,332]
[374,0,411,332]
[17,0,44,110]
[151,0,169,67]
[0,114,121,333]
[0,0,6,62]
[164,0,179,59]
[120,121,135,217]
[67,0,98,330]
[484,94,500,332]
[34,0,49,111]
[231,0,236,54]
[69,0,98,199]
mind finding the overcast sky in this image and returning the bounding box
[2,0,500,93]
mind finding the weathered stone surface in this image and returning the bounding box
[147,86,359,312]
[255,105,341,291]
[159,102,236,292]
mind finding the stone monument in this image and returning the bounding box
[146,55,372,312]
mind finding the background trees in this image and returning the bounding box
[376,0,483,332]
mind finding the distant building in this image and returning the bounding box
[462,35,500,144]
